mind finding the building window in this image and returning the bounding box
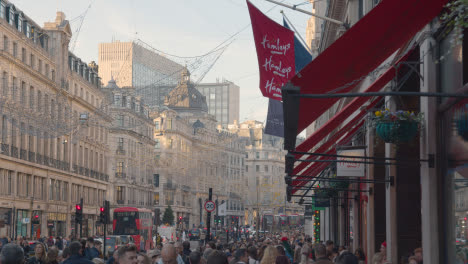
[118,137,124,150]
[167,119,172,130]
[168,139,173,149]
[264,165,269,172]
[117,115,124,127]
[256,152,260,159]
[12,42,17,57]
[256,165,260,172]
[30,54,34,68]
[116,161,124,174]
[45,64,49,78]
[38,59,42,73]
[21,47,26,63]
[154,139,160,149]
[154,192,159,205]
[153,174,159,187]
[116,186,123,201]
[51,70,55,81]
[154,120,160,130]
[3,36,8,52]
[246,165,248,172]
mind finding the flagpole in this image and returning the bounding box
[281,11,313,56]
[264,0,344,26]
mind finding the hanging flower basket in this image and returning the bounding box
[371,109,423,144]
[455,112,468,141]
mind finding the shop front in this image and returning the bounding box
[0,208,12,237]
[16,209,29,238]
[47,212,67,237]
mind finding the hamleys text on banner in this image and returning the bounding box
[246,0,295,101]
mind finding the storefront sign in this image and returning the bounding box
[22,218,30,224]
[337,148,365,177]
[247,1,295,101]
[304,205,313,219]
[47,213,66,221]
[314,197,330,208]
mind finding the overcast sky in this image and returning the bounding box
[13,0,311,123]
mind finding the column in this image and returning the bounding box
[385,134,398,262]
[352,189,359,252]
[419,25,439,264]
[366,127,375,261]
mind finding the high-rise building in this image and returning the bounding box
[195,80,240,127]
[98,41,184,91]
[98,41,240,127]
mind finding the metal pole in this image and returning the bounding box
[264,0,344,26]
[281,11,313,55]
[206,188,212,243]
[79,198,83,238]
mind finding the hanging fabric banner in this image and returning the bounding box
[264,18,312,137]
[247,0,295,101]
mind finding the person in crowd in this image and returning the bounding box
[314,244,333,264]
[0,243,25,264]
[84,238,100,261]
[28,242,48,264]
[203,249,214,263]
[61,247,72,263]
[206,250,228,264]
[174,242,186,264]
[325,241,334,256]
[47,237,54,248]
[259,246,277,264]
[225,251,234,263]
[188,251,201,264]
[275,255,289,264]
[21,239,31,256]
[147,249,162,264]
[257,245,266,262]
[233,249,248,264]
[116,245,138,264]
[354,248,365,264]
[413,248,422,264]
[137,253,151,264]
[408,256,418,264]
[246,246,258,264]
[182,242,192,263]
[293,242,302,264]
[335,252,359,264]
[55,237,63,251]
[299,239,310,264]
[159,244,178,264]
[91,259,104,264]
[62,241,94,264]
[47,248,59,264]
[106,249,119,264]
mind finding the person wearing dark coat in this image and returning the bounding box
[83,238,99,260]
[62,241,94,264]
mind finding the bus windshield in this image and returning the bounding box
[114,211,138,235]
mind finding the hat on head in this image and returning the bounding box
[381,241,387,248]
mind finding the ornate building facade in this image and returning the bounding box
[0,5,110,239]
[101,79,158,212]
[151,68,246,228]
[228,121,303,226]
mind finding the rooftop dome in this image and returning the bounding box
[105,77,119,89]
[164,67,208,112]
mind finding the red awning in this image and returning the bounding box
[292,48,413,174]
[291,120,365,194]
[290,0,447,134]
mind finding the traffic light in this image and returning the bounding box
[99,206,105,224]
[32,213,40,224]
[75,199,83,224]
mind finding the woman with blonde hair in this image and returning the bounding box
[28,242,48,264]
[260,246,278,264]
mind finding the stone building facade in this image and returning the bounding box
[228,121,302,226]
[151,68,246,228]
[0,3,110,239]
[101,79,158,212]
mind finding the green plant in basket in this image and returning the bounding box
[371,109,424,144]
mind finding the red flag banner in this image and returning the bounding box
[247,0,295,101]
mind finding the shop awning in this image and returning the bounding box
[291,48,413,174]
[284,0,447,140]
[291,120,365,194]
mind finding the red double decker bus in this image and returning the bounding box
[113,207,153,251]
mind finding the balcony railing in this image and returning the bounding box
[28,151,35,162]
[116,148,125,155]
[36,154,42,164]
[85,168,89,176]
[1,144,9,155]
[163,183,176,190]
[43,156,49,165]
[20,149,27,160]
[11,146,18,158]
[115,172,126,178]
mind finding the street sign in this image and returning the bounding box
[337,148,365,177]
[22,218,30,224]
[204,200,216,213]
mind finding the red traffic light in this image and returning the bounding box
[76,205,82,210]
[34,215,39,219]
[100,207,105,212]
[236,217,239,219]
